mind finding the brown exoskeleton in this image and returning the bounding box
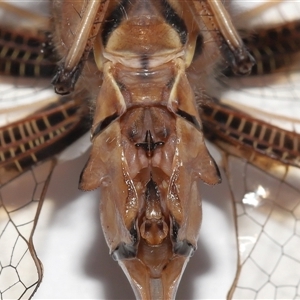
[51,0,253,298]
[2,1,300,299]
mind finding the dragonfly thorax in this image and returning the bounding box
[94,0,195,71]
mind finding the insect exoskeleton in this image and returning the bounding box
[51,0,253,298]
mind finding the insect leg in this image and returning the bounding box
[52,0,109,95]
[185,0,255,75]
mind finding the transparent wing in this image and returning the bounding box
[0,160,55,299]
[32,2,300,299]
[227,156,300,299]
[2,1,300,300]
[0,3,90,299]
[215,2,300,299]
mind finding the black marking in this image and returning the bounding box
[171,218,195,257]
[92,112,119,139]
[160,0,187,45]
[15,34,24,45]
[193,34,204,61]
[171,218,179,241]
[102,0,130,46]
[174,240,195,257]
[230,116,241,130]
[176,108,201,130]
[111,222,138,261]
[116,80,126,90]
[145,176,160,203]
[0,29,57,78]
[4,99,89,174]
[214,110,228,125]
[129,222,138,245]
[112,242,137,261]
[268,29,278,40]
[135,130,164,157]
[284,135,294,151]
[166,77,175,89]
[140,54,149,69]
[52,60,84,95]
[220,42,255,76]
[3,31,11,42]
[243,121,253,135]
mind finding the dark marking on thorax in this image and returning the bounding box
[159,0,188,45]
[102,0,130,46]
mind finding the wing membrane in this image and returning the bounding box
[0,3,90,299]
[226,157,300,299]
[1,1,300,299]
[203,2,300,298]
[0,159,55,299]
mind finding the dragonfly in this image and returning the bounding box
[0,0,300,299]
